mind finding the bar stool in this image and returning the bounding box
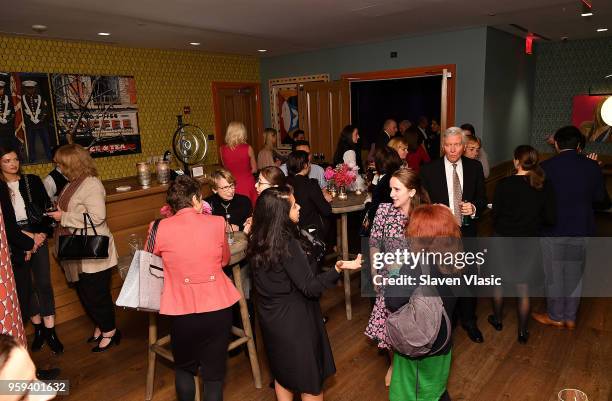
[145,232,262,400]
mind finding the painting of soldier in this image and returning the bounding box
[17,73,58,163]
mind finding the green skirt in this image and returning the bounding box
[389,350,452,401]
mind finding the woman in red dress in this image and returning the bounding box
[220,122,258,206]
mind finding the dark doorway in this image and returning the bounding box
[350,75,442,147]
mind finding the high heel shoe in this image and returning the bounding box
[86,334,102,343]
[91,330,121,353]
[518,329,529,344]
[487,315,503,331]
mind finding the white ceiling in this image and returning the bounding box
[1,0,611,56]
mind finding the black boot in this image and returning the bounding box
[31,323,45,352]
[45,327,64,354]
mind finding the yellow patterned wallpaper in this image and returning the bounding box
[0,35,260,180]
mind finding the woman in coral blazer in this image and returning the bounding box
[150,175,240,401]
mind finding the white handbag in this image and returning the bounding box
[116,219,164,312]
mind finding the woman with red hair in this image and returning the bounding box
[385,204,460,401]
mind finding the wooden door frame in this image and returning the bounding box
[212,81,264,151]
[341,64,456,127]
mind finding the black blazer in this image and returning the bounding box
[17,174,54,236]
[420,156,487,237]
[541,150,611,236]
[0,182,35,258]
[367,173,393,223]
[286,174,332,237]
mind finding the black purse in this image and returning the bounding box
[58,213,109,260]
[23,175,46,225]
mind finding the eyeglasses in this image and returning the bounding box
[218,184,235,191]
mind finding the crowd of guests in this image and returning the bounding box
[0,116,608,401]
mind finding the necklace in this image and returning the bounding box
[220,200,231,221]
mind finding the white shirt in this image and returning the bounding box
[43,174,57,201]
[444,156,463,218]
[7,180,28,222]
[418,127,429,140]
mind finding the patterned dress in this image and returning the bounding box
[0,206,26,346]
[364,203,408,349]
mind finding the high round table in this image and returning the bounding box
[331,192,368,320]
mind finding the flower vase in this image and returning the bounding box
[338,185,348,200]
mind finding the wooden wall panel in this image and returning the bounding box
[299,80,350,163]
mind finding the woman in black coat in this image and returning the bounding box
[0,147,62,353]
[285,150,332,239]
[247,185,361,401]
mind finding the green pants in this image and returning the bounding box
[389,350,452,401]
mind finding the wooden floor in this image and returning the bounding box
[31,281,611,401]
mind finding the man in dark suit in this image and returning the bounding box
[533,126,610,330]
[420,126,487,342]
[368,119,398,162]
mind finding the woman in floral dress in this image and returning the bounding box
[364,168,430,386]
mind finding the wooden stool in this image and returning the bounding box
[145,233,262,400]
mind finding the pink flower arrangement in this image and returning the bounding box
[326,163,357,187]
[159,200,212,218]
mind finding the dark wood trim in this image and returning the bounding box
[341,64,457,127]
[211,81,264,156]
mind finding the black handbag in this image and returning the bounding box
[23,175,45,225]
[58,213,109,260]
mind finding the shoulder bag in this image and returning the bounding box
[115,219,164,312]
[57,213,109,260]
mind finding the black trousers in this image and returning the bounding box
[12,259,32,323]
[76,269,116,332]
[28,243,55,317]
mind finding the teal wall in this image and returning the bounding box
[531,36,612,154]
[261,27,488,139]
[483,27,536,164]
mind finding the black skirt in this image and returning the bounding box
[169,306,233,380]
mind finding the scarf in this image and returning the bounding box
[55,174,88,282]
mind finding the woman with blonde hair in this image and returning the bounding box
[220,121,258,206]
[387,137,409,167]
[47,144,119,353]
[257,128,282,170]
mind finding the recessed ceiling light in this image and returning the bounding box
[97,32,111,36]
[189,42,201,46]
[597,28,608,32]
[257,49,267,53]
[581,12,593,16]
[31,24,47,32]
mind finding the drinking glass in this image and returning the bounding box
[558,389,588,401]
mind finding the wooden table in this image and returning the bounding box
[331,192,368,320]
[145,232,262,401]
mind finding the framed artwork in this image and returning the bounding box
[269,74,329,148]
[52,74,142,157]
[572,95,612,142]
[0,72,59,164]
[0,71,142,164]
